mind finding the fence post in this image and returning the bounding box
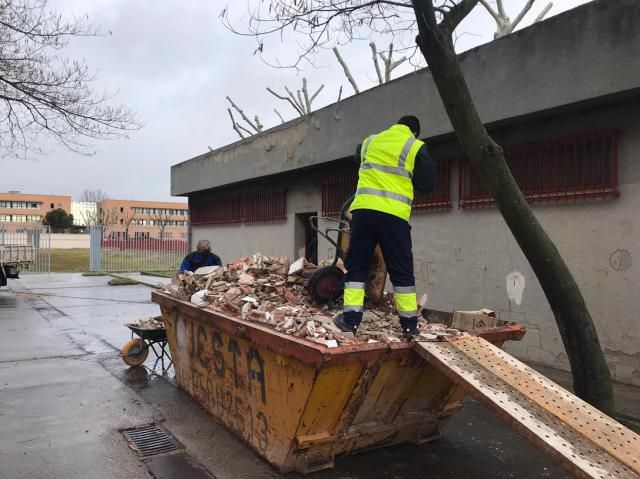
[90,226,102,272]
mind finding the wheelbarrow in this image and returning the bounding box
[307,195,387,305]
[120,316,173,373]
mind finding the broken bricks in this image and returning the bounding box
[165,253,463,346]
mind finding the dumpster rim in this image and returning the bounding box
[151,291,525,367]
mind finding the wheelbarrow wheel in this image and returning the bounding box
[307,266,345,304]
[121,338,149,366]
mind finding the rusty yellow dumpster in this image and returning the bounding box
[152,291,525,473]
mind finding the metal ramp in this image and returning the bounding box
[414,334,640,479]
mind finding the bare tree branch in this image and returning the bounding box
[226,96,262,133]
[302,77,311,114]
[227,108,245,139]
[309,83,325,103]
[510,0,536,31]
[274,108,285,123]
[266,87,304,115]
[370,42,383,84]
[534,2,553,22]
[333,46,359,94]
[0,0,140,158]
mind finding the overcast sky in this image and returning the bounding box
[0,0,591,202]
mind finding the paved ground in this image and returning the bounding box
[0,273,632,478]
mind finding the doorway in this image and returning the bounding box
[294,212,318,264]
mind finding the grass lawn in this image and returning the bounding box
[108,277,139,286]
[49,248,90,273]
[41,248,182,273]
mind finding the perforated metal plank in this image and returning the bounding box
[415,335,640,479]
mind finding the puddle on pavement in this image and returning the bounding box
[123,363,175,390]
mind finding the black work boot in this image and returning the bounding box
[334,313,358,334]
[402,325,420,339]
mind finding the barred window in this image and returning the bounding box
[321,158,452,217]
[459,130,619,209]
[190,187,286,226]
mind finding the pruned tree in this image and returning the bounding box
[0,0,141,158]
[334,43,408,93]
[79,189,109,203]
[226,96,263,139]
[480,0,553,38]
[120,210,137,240]
[82,206,118,238]
[224,0,613,414]
[152,212,172,240]
[266,77,324,117]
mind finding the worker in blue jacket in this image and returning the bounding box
[179,239,222,273]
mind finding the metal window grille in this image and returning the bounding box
[459,130,620,209]
[321,174,358,217]
[413,158,452,212]
[190,187,287,226]
[321,158,452,217]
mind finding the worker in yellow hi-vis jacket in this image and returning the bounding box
[334,116,438,337]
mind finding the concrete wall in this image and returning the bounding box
[49,234,90,249]
[172,0,640,196]
[191,100,640,387]
[192,176,334,263]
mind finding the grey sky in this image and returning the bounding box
[0,0,591,202]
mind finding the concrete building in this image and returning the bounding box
[99,199,188,240]
[71,201,97,228]
[0,192,71,223]
[171,0,640,386]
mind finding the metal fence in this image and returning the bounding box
[0,223,51,273]
[89,226,188,273]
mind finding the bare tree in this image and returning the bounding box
[120,210,137,240]
[266,77,324,117]
[226,96,263,139]
[480,0,553,38]
[334,43,407,92]
[82,206,118,238]
[152,212,172,240]
[0,0,141,158]
[79,189,109,203]
[224,0,613,414]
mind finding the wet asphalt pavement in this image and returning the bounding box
[0,273,571,479]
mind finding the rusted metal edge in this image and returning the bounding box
[152,292,525,368]
[414,338,640,479]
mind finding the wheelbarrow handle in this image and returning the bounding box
[309,216,347,249]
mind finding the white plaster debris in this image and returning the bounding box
[162,254,462,347]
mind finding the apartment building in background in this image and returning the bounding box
[100,199,188,240]
[0,192,72,223]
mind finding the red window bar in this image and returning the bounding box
[321,174,358,218]
[459,130,620,209]
[321,158,452,217]
[242,187,287,224]
[190,189,242,225]
[190,187,287,225]
[413,158,452,212]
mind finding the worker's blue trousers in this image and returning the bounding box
[343,209,418,331]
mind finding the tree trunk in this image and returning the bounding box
[412,0,613,414]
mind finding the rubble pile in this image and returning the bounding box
[127,316,164,330]
[160,254,460,347]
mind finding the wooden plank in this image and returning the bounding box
[415,335,640,479]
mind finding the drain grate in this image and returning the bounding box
[122,423,183,458]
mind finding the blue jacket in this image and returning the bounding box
[180,251,222,273]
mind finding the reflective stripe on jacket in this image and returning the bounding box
[349,124,425,221]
